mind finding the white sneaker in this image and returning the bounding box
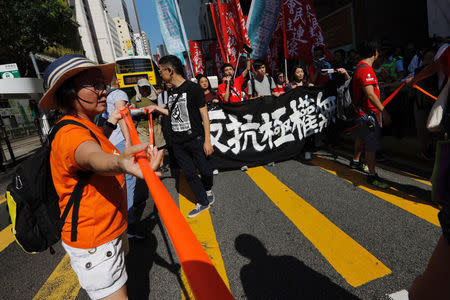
[241,165,248,171]
[305,152,312,160]
[213,169,219,175]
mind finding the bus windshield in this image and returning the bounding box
[116,58,153,74]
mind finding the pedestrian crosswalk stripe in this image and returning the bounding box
[377,164,431,187]
[33,254,80,300]
[312,156,440,227]
[178,174,231,299]
[0,224,15,253]
[246,166,391,287]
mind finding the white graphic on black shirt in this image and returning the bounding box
[168,92,190,132]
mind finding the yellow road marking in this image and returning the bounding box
[0,195,5,205]
[246,167,391,287]
[0,224,15,253]
[178,175,230,299]
[312,156,440,226]
[328,150,432,186]
[33,254,80,300]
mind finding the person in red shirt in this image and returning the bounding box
[350,40,391,188]
[273,72,288,95]
[218,51,251,103]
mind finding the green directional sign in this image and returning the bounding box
[0,63,20,79]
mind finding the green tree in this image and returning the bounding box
[0,0,82,76]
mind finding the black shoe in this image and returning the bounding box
[349,160,369,172]
[367,173,389,189]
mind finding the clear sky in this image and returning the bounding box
[133,0,164,53]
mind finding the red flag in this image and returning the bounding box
[210,2,227,62]
[282,0,332,63]
[153,54,160,66]
[234,0,250,47]
[218,1,240,66]
[209,43,224,79]
[188,41,207,75]
[265,12,284,75]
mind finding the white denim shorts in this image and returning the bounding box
[62,232,129,299]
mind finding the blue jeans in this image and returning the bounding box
[115,140,137,225]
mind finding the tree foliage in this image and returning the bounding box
[0,0,82,76]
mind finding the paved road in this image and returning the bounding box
[0,150,441,299]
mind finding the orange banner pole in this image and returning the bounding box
[412,84,438,100]
[119,108,233,300]
[148,112,154,150]
[382,82,405,106]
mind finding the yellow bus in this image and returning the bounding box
[115,56,158,88]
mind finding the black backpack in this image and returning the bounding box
[5,120,100,254]
[336,64,368,121]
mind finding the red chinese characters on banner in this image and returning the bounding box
[265,12,284,75]
[209,43,224,79]
[188,41,206,75]
[282,0,332,63]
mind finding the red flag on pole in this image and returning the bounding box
[209,43,224,79]
[281,0,332,63]
[265,12,284,75]
[210,2,227,62]
[188,41,207,75]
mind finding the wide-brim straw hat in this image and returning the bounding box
[39,54,115,110]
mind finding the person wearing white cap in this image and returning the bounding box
[39,54,163,299]
[130,79,166,149]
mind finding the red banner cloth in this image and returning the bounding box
[210,2,227,63]
[209,43,224,79]
[234,0,250,47]
[281,0,332,63]
[265,12,284,76]
[188,41,206,75]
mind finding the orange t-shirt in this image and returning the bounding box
[50,115,127,249]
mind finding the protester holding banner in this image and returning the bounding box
[247,60,278,98]
[148,55,215,218]
[273,72,288,95]
[38,54,163,299]
[197,74,219,104]
[351,40,392,189]
[287,65,314,90]
[219,51,251,103]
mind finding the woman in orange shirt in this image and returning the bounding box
[39,55,163,300]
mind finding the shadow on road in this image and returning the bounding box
[125,206,186,300]
[235,234,360,300]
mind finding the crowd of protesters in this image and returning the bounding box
[28,31,449,299]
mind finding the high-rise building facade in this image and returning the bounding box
[104,0,131,26]
[74,0,119,63]
[141,31,152,56]
[114,17,135,57]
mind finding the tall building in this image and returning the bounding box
[74,0,119,63]
[199,0,216,40]
[124,0,139,33]
[104,0,131,26]
[133,33,145,56]
[141,31,152,56]
[156,44,168,58]
[114,17,135,57]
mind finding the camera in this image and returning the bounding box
[243,44,253,54]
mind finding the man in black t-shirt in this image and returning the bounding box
[148,55,215,218]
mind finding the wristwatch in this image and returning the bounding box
[104,121,117,130]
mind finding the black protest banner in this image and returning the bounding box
[208,85,337,169]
